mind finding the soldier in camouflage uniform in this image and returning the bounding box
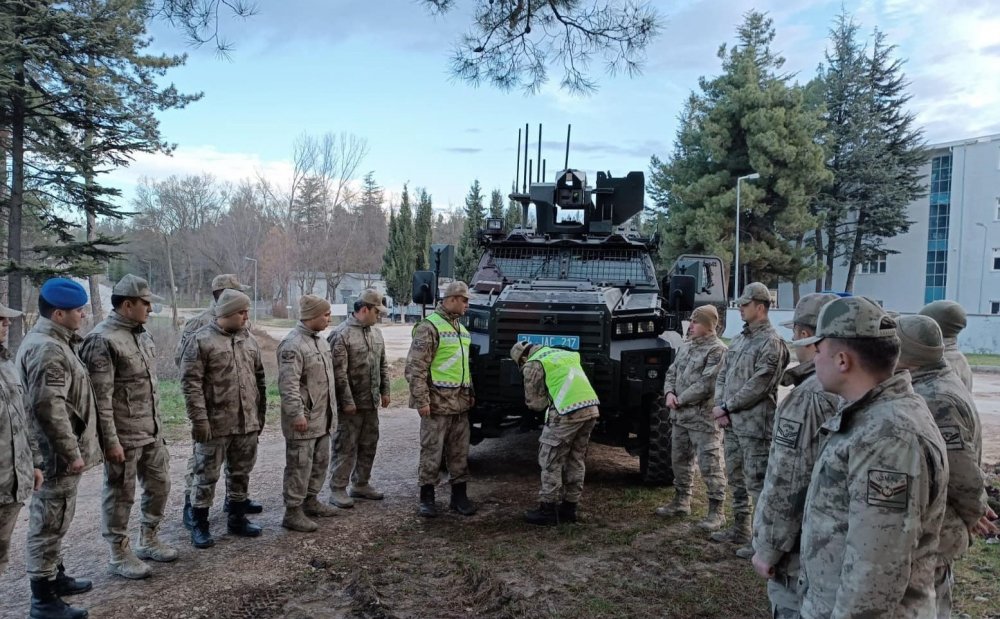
[710,283,789,556]
[80,275,176,581]
[0,301,42,577]
[328,289,390,508]
[511,341,599,526]
[405,281,477,518]
[919,300,974,391]
[654,305,728,530]
[18,279,102,619]
[795,297,949,618]
[278,295,340,532]
[749,293,840,617]
[181,289,267,548]
[176,274,262,528]
[895,315,996,618]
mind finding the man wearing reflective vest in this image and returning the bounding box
[405,281,477,518]
[511,341,600,526]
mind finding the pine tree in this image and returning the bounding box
[455,180,485,283]
[488,189,505,218]
[413,188,433,271]
[380,186,415,316]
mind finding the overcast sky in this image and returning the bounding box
[107,0,1000,211]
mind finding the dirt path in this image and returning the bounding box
[253,323,413,364]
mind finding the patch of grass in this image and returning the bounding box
[583,596,622,616]
[390,376,410,402]
[953,540,1000,618]
[159,378,281,432]
[255,317,298,328]
[967,354,1000,367]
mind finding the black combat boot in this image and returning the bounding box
[419,484,437,518]
[558,501,578,523]
[524,502,560,526]
[225,497,263,514]
[449,482,478,516]
[190,507,215,549]
[182,492,195,531]
[226,500,263,537]
[30,578,88,619]
[54,564,91,596]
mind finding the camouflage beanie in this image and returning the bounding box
[299,294,330,321]
[690,305,719,330]
[215,289,251,318]
[918,300,966,339]
[896,315,944,368]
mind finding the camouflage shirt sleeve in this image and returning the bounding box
[78,334,120,450]
[379,334,390,397]
[404,321,437,410]
[725,337,788,413]
[935,396,987,527]
[24,345,81,463]
[521,361,550,412]
[330,329,355,409]
[676,345,725,407]
[277,340,306,423]
[253,338,266,429]
[180,337,208,423]
[174,320,199,368]
[713,346,731,404]
[663,350,679,395]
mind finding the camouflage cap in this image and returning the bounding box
[690,304,719,330]
[737,282,771,306]
[510,340,536,364]
[918,300,967,338]
[0,301,22,319]
[112,273,155,302]
[896,315,944,367]
[442,280,471,300]
[299,294,331,320]
[215,289,251,317]
[358,288,388,315]
[791,296,896,347]
[211,273,249,292]
[781,292,840,329]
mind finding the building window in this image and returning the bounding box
[994,248,1000,271]
[995,197,1000,221]
[860,253,887,274]
[924,155,952,304]
[992,301,1000,315]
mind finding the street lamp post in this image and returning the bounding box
[734,172,761,304]
[243,257,258,324]
[141,259,152,289]
[975,222,988,313]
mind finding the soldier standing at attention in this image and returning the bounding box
[795,297,948,618]
[653,305,728,531]
[181,289,267,548]
[710,282,789,557]
[749,293,840,617]
[405,281,477,518]
[277,294,340,532]
[0,301,42,575]
[894,315,996,618]
[510,341,599,526]
[176,274,263,528]
[328,289,390,508]
[18,278,101,619]
[919,300,974,391]
[80,275,176,581]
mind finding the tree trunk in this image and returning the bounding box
[163,235,179,327]
[84,120,104,323]
[843,213,867,293]
[824,223,837,290]
[8,53,26,348]
[0,125,9,306]
[814,225,824,293]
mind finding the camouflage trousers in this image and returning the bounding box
[26,474,80,581]
[723,430,770,517]
[284,434,330,507]
[0,501,23,574]
[538,417,597,504]
[935,564,954,619]
[418,412,470,486]
[767,552,802,619]
[329,409,379,489]
[191,433,258,509]
[671,423,726,501]
[102,440,171,545]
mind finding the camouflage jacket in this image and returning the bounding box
[278,323,337,440]
[752,361,840,567]
[943,338,973,392]
[0,344,41,505]
[16,317,103,478]
[521,359,600,424]
[405,306,474,415]
[328,315,389,413]
[79,312,162,450]
[713,319,789,439]
[909,362,986,565]
[180,322,266,437]
[174,304,214,367]
[663,334,727,433]
[799,372,948,619]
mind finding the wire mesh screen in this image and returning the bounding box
[488,246,654,284]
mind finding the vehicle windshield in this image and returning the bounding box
[479,246,656,286]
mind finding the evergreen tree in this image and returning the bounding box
[413,188,433,271]
[380,186,415,316]
[455,180,485,283]
[488,188,504,218]
[504,197,522,230]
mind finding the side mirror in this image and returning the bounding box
[668,274,696,313]
[412,271,437,305]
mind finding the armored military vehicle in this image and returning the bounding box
[461,166,726,484]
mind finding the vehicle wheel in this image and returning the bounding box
[640,397,674,485]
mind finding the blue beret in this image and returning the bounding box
[40,278,88,310]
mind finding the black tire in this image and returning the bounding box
[640,398,674,485]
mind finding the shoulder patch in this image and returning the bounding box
[938,425,964,451]
[867,469,909,511]
[88,354,112,373]
[773,418,802,449]
[44,366,66,387]
[411,339,428,352]
[280,349,298,363]
[182,341,199,362]
[706,351,722,365]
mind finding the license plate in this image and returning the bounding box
[517,334,580,350]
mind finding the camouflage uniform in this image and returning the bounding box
[80,310,170,552]
[17,317,103,581]
[752,360,840,618]
[663,333,728,501]
[181,322,266,508]
[328,314,389,490]
[714,319,789,517]
[943,341,973,392]
[278,323,337,507]
[919,300,974,391]
[1,340,41,574]
[406,306,474,487]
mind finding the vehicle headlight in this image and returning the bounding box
[636,320,656,334]
[615,321,634,335]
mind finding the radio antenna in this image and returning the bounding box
[514,128,521,192]
[537,123,542,182]
[564,124,572,169]
[522,122,529,192]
